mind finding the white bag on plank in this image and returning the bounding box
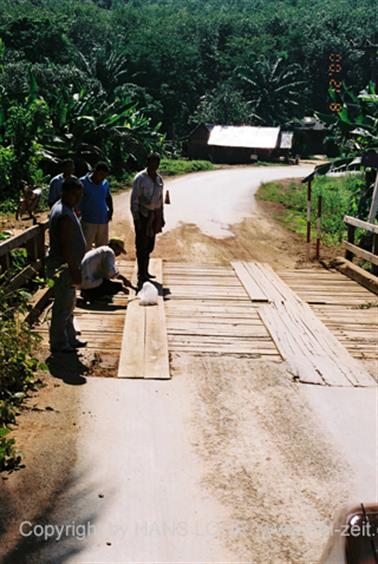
[138,281,159,306]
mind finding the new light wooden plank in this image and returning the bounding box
[144,259,170,380]
[117,259,170,379]
[117,264,146,378]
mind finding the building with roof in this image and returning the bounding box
[291,116,329,156]
[187,124,294,163]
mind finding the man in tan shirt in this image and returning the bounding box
[130,153,165,287]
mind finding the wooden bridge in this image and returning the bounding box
[1,220,377,387]
[34,257,377,387]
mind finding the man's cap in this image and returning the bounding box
[109,237,127,254]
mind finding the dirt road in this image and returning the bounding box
[112,165,312,268]
[1,166,377,564]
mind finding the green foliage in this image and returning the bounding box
[0,0,373,138]
[318,82,378,156]
[238,57,306,126]
[0,146,15,199]
[4,98,50,190]
[45,87,164,172]
[0,0,375,202]
[0,285,42,471]
[159,159,214,176]
[258,174,366,245]
[190,82,251,126]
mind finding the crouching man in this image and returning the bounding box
[80,238,133,303]
[46,177,87,354]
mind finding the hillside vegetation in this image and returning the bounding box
[0,0,375,201]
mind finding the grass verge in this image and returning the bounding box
[257,174,367,247]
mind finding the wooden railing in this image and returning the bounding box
[0,220,49,291]
[344,215,378,276]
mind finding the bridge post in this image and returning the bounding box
[316,195,322,260]
[306,180,312,261]
[373,233,378,276]
[345,224,356,261]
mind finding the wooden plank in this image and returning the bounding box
[117,259,170,380]
[253,261,375,386]
[4,261,41,292]
[344,215,378,235]
[144,259,170,380]
[343,241,378,266]
[0,221,48,257]
[167,344,280,355]
[22,286,53,325]
[117,264,145,378]
[231,261,269,302]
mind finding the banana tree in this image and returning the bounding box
[316,81,378,156]
[44,86,165,172]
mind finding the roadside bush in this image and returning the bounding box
[159,159,214,176]
[0,286,43,471]
[0,146,16,190]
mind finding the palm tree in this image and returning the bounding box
[238,57,306,126]
[76,43,131,101]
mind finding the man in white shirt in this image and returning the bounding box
[80,238,132,303]
[48,159,75,208]
[130,153,165,287]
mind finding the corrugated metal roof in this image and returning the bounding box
[280,131,293,149]
[207,125,281,149]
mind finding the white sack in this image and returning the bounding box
[138,281,159,306]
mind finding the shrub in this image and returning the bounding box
[0,146,15,190]
[159,159,214,176]
[0,286,42,471]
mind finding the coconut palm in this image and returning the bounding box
[76,43,131,101]
[238,57,306,126]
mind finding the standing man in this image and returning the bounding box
[48,159,75,208]
[46,178,87,353]
[130,153,165,287]
[80,161,113,250]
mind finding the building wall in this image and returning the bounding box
[187,125,211,160]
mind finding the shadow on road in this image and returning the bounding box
[46,353,89,385]
[0,464,110,564]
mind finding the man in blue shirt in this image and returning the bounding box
[80,161,113,250]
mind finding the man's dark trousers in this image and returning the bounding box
[81,279,123,302]
[135,213,155,282]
